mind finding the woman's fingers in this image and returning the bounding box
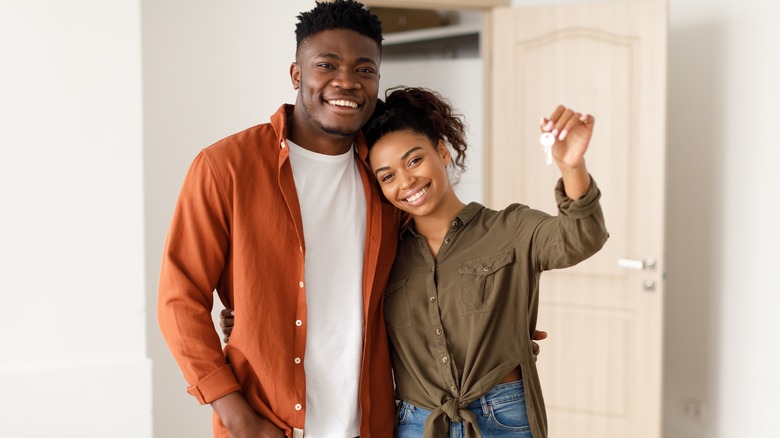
[559,112,583,141]
[219,308,234,329]
[545,106,595,141]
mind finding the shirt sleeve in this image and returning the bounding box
[157,150,241,404]
[528,175,609,271]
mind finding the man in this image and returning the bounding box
[157,1,399,437]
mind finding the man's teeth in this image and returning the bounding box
[405,187,428,203]
[328,100,358,109]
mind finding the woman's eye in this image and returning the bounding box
[381,174,394,182]
[409,157,422,166]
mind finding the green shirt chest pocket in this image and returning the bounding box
[457,249,515,314]
[384,278,411,331]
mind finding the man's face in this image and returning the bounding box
[291,28,381,140]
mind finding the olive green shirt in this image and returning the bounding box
[385,177,608,438]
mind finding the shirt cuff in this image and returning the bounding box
[186,364,242,405]
[554,174,602,218]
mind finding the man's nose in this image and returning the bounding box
[332,68,361,90]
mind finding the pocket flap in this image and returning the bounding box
[458,249,515,276]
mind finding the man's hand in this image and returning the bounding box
[531,330,548,362]
[220,308,234,343]
[211,392,285,438]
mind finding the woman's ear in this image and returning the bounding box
[437,140,452,166]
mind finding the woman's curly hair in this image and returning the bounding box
[364,86,469,172]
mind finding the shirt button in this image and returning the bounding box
[294,357,301,364]
[442,356,449,363]
[299,281,304,288]
[444,238,450,244]
[450,385,457,392]
[294,403,302,411]
[482,266,490,272]
[429,296,436,303]
[430,267,434,272]
[435,328,442,336]
[451,220,458,227]
[295,320,302,327]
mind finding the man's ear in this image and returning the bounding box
[437,140,452,166]
[290,62,301,90]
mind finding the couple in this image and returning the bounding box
[157,1,608,437]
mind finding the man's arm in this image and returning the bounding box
[158,151,240,404]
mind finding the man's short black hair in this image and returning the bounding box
[295,0,383,52]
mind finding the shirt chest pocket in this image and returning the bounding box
[457,249,515,314]
[384,278,412,331]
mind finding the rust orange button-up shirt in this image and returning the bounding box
[158,104,400,437]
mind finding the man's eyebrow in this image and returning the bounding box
[374,147,424,176]
[316,53,378,67]
[317,52,341,60]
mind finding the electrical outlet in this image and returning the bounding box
[680,397,704,422]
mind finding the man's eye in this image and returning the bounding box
[357,68,376,74]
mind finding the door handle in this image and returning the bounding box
[617,258,656,271]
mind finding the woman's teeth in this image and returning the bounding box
[405,186,428,203]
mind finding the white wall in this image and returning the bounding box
[512,0,780,437]
[380,59,484,204]
[142,1,312,436]
[0,0,150,437]
[665,2,780,437]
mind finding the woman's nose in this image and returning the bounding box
[399,172,416,189]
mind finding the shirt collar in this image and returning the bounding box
[399,202,484,239]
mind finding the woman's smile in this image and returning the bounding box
[402,184,429,206]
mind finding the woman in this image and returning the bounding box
[362,87,607,438]
[222,87,608,437]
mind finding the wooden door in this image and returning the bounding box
[487,1,668,437]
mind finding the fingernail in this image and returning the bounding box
[552,128,559,138]
[540,117,546,127]
[231,311,235,315]
[559,129,568,141]
[545,121,554,131]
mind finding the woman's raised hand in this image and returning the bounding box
[540,105,594,170]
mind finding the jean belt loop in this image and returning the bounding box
[480,393,490,416]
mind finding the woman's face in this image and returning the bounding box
[370,130,454,218]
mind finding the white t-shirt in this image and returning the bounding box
[287,139,366,438]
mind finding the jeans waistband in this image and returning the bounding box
[466,379,525,414]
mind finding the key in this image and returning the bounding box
[540,132,555,165]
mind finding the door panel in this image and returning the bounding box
[488,2,667,437]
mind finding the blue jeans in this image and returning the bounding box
[396,380,532,438]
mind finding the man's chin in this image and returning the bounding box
[320,125,361,138]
